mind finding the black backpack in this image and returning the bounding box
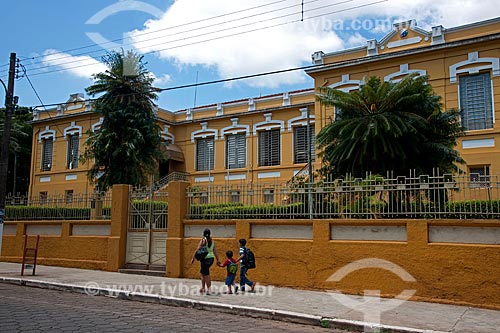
[243,248,256,269]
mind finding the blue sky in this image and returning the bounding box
[1,0,498,112]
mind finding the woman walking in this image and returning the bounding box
[191,228,220,294]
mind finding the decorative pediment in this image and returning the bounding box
[253,113,284,135]
[221,118,250,139]
[449,51,500,83]
[91,117,104,132]
[287,108,315,131]
[191,122,218,143]
[372,20,435,55]
[160,125,175,143]
[384,64,426,82]
[329,74,361,92]
[39,126,56,142]
[63,121,82,138]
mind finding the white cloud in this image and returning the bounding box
[151,73,172,86]
[41,49,107,79]
[128,0,499,88]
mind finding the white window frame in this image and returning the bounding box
[458,71,494,131]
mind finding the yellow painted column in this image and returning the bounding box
[166,181,190,277]
[107,184,129,271]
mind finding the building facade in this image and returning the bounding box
[28,17,500,197]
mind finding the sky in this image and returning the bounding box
[1,0,499,112]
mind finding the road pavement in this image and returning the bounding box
[0,283,344,333]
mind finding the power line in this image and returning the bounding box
[19,63,68,139]
[25,0,383,77]
[20,0,334,72]
[18,0,291,65]
[30,61,325,110]
[26,40,500,111]
[20,64,48,111]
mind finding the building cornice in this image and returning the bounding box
[306,33,500,75]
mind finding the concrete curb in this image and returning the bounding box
[0,277,445,333]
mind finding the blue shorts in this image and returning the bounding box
[225,274,236,286]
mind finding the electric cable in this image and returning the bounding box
[20,0,341,72]
[25,0,385,77]
[18,0,293,65]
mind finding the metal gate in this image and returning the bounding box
[126,186,168,268]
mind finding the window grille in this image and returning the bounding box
[459,72,493,131]
[263,188,274,204]
[39,192,48,205]
[470,166,490,188]
[196,137,214,171]
[41,138,53,171]
[293,126,315,164]
[226,133,246,169]
[67,134,79,169]
[230,191,240,203]
[65,190,74,204]
[258,129,280,166]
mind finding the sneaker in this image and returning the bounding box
[250,283,256,293]
[234,286,239,294]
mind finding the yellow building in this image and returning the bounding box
[29,89,316,197]
[29,17,500,197]
[307,17,500,179]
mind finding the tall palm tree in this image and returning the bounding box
[81,50,163,191]
[316,74,464,178]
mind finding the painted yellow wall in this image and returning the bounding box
[27,17,500,198]
[178,220,500,309]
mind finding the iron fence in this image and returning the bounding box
[128,186,168,230]
[4,192,112,221]
[187,173,500,220]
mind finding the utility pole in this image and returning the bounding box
[0,52,17,227]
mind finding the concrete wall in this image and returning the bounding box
[2,182,499,310]
[0,185,130,271]
[166,182,500,309]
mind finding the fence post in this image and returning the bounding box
[166,181,190,277]
[107,184,129,271]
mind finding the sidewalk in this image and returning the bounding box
[0,262,498,333]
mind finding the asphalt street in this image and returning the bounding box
[0,283,345,333]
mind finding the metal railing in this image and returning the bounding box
[154,171,189,190]
[5,192,112,220]
[129,186,168,230]
[187,173,500,220]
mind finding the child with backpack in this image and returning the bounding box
[236,239,256,293]
[217,250,239,294]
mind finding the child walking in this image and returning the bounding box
[218,250,239,294]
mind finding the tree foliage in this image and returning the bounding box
[81,50,164,191]
[315,74,464,178]
[0,107,33,193]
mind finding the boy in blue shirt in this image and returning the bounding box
[236,239,256,292]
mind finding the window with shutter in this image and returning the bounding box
[41,138,53,171]
[226,133,246,169]
[459,72,493,131]
[196,137,214,171]
[67,134,79,169]
[258,129,280,166]
[293,126,315,164]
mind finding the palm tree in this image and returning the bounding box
[315,74,464,179]
[81,50,163,191]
